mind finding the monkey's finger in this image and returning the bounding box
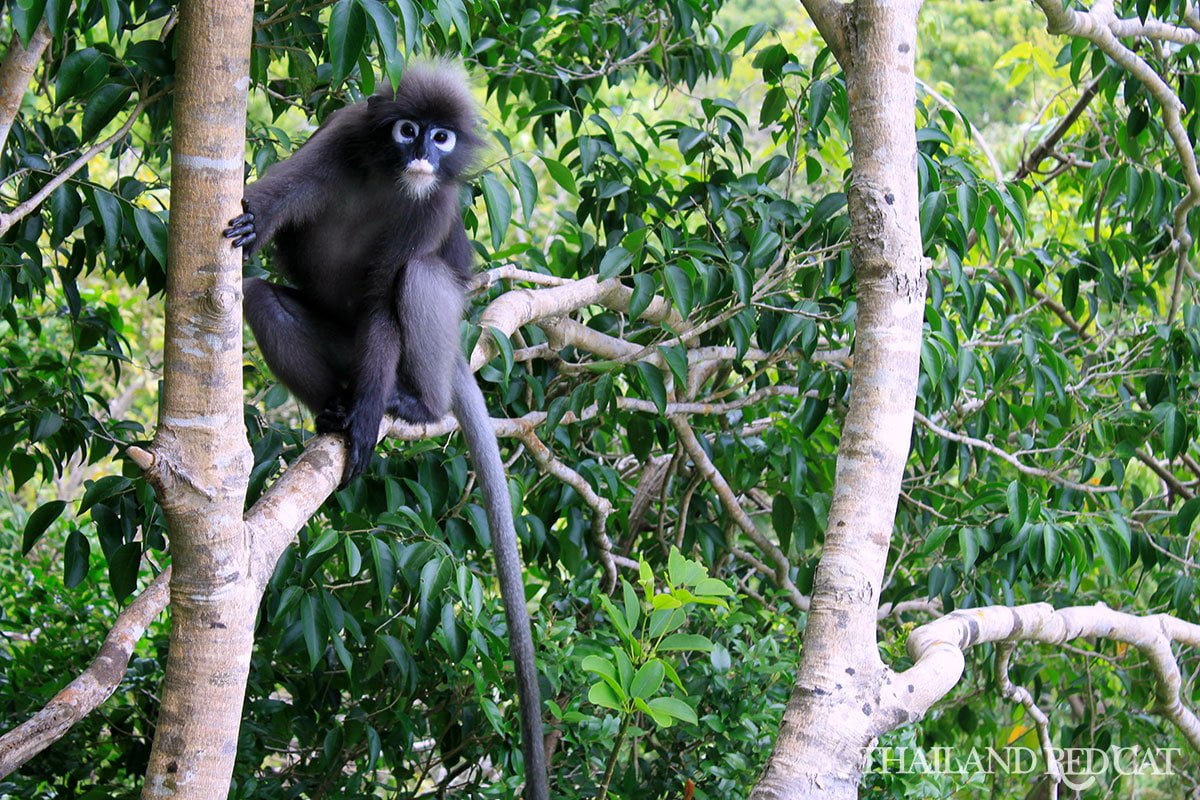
[223,223,255,240]
[225,211,254,229]
[230,232,257,249]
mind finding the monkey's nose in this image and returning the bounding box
[407,159,434,175]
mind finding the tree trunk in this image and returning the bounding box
[750,2,927,797]
[139,2,256,798]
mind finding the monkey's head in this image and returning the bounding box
[367,59,483,200]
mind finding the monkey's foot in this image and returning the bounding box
[319,396,380,487]
[316,396,350,435]
[387,390,440,425]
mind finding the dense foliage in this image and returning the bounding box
[0,0,1197,797]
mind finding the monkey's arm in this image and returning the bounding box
[224,109,358,254]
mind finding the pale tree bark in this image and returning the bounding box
[750,1,928,797]
[135,2,256,797]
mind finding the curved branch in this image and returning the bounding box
[1031,0,1200,318]
[0,570,171,778]
[885,603,1200,752]
[914,411,1117,494]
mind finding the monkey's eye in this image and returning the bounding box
[431,128,457,153]
[393,120,419,144]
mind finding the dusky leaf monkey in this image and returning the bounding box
[224,60,548,800]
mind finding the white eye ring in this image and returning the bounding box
[393,119,419,144]
[431,128,457,153]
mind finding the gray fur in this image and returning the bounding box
[226,62,548,800]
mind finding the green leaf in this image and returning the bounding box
[64,530,90,588]
[30,409,63,442]
[301,593,323,669]
[344,537,362,577]
[108,542,141,601]
[808,79,832,129]
[657,633,713,652]
[1006,480,1028,529]
[11,0,47,46]
[356,0,404,87]
[307,528,339,557]
[693,578,732,597]
[588,680,624,711]
[50,185,81,247]
[760,87,787,125]
[329,0,367,85]
[582,654,618,682]
[89,188,123,252]
[629,273,656,320]
[56,48,108,106]
[1163,404,1186,460]
[634,361,668,414]
[416,556,452,646]
[1175,498,1200,537]
[636,697,673,727]
[710,642,732,671]
[657,344,688,391]
[133,208,168,267]
[81,84,132,142]
[79,475,131,513]
[959,527,979,572]
[539,155,578,196]
[772,494,794,554]
[648,696,698,725]
[512,159,538,224]
[330,633,354,674]
[630,659,666,699]
[622,579,640,632]
[598,246,632,280]
[370,535,396,603]
[487,326,514,385]
[22,500,66,554]
[615,647,635,691]
[480,172,512,250]
[441,601,466,661]
[663,265,694,317]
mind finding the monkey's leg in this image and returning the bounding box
[334,301,407,484]
[244,277,350,413]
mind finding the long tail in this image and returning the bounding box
[451,357,548,800]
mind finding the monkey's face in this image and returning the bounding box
[391,118,459,199]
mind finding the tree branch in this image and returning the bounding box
[885,603,1200,752]
[798,0,849,65]
[914,410,1117,494]
[0,570,170,778]
[1015,70,1104,182]
[669,416,807,609]
[1031,0,1200,319]
[0,91,163,237]
[0,23,52,155]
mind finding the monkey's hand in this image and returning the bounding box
[317,394,379,487]
[222,199,257,256]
